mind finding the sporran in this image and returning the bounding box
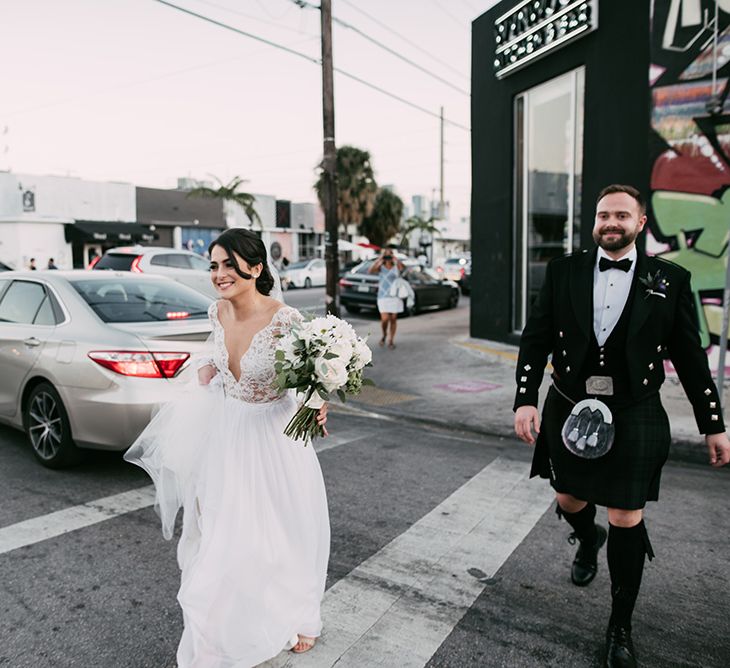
[561,398,615,459]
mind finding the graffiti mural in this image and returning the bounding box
[650,0,730,355]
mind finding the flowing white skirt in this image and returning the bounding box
[124,383,330,668]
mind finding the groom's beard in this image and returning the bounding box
[593,226,639,252]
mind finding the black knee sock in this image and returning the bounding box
[607,520,654,629]
[557,501,598,544]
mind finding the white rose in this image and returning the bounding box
[327,338,353,364]
[352,338,372,369]
[314,356,349,392]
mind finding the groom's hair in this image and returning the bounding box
[209,229,275,295]
[596,184,646,215]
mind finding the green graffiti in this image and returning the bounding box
[651,189,730,348]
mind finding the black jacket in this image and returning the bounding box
[514,247,725,435]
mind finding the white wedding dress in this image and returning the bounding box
[125,302,330,668]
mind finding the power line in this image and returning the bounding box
[192,0,317,36]
[289,0,469,96]
[338,0,470,83]
[151,0,470,132]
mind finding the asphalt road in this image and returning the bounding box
[2,421,729,666]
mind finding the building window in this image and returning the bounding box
[513,67,584,332]
[299,232,322,260]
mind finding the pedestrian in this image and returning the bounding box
[47,258,58,270]
[513,184,730,668]
[28,257,36,270]
[125,228,331,665]
[369,248,406,349]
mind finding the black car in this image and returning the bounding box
[339,260,459,316]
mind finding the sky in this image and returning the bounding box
[0,0,502,223]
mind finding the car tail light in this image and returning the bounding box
[459,268,465,278]
[166,311,190,319]
[130,255,144,273]
[88,351,190,378]
[87,256,101,270]
[339,279,353,287]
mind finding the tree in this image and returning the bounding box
[399,215,441,248]
[314,145,378,232]
[187,176,262,228]
[359,188,404,247]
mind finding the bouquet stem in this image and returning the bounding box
[284,405,325,445]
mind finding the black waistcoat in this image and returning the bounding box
[571,273,638,407]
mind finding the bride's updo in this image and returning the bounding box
[208,229,275,296]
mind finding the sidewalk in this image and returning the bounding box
[342,304,729,466]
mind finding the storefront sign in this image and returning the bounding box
[494,0,598,79]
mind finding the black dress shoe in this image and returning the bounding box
[605,623,637,668]
[570,524,607,586]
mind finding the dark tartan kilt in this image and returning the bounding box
[531,386,671,510]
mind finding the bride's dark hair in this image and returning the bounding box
[209,229,275,296]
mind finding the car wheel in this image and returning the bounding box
[448,292,460,309]
[304,277,312,289]
[344,305,361,314]
[404,299,418,317]
[24,382,82,469]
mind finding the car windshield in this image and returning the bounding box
[70,277,212,322]
[445,258,466,266]
[94,253,136,271]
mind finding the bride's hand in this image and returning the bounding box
[198,364,217,386]
[316,404,329,437]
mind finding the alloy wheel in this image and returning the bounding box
[27,391,63,460]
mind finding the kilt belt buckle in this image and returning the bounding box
[561,396,615,459]
[585,375,614,396]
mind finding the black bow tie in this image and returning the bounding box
[599,257,632,273]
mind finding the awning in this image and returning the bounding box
[65,221,157,244]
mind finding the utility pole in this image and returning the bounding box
[439,106,445,219]
[320,0,339,316]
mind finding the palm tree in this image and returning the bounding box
[314,145,378,232]
[187,176,262,228]
[360,188,404,247]
[399,215,441,248]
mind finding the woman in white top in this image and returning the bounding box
[369,248,406,349]
[125,229,331,666]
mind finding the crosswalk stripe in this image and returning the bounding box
[0,432,366,556]
[262,457,555,668]
[0,485,156,555]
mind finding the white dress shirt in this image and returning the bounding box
[593,246,637,346]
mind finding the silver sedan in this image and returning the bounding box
[0,271,213,468]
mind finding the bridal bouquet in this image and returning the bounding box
[274,314,373,443]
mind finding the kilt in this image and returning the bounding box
[531,385,671,510]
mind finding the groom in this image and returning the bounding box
[513,184,730,667]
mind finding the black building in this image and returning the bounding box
[471,0,730,348]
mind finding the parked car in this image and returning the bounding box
[92,246,217,298]
[280,258,326,289]
[0,271,213,468]
[339,260,459,316]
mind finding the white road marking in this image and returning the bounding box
[0,432,365,556]
[262,457,554,668]
[0,486,156,555]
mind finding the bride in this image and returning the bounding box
[125,228,331,666]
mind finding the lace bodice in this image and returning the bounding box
[205,301,301,404]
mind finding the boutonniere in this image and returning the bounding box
[639,270,668,299]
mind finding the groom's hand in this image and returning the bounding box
[706,432,730,467]
[515,405,540,445]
